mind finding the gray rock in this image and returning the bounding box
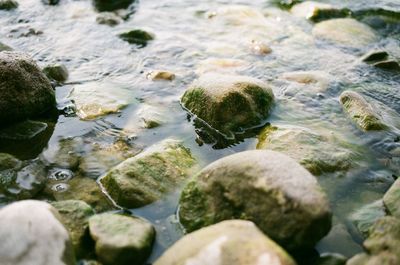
[43,64,69,82]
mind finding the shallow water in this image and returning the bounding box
[1,0,400,264]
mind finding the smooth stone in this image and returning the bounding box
[0,0,18,10]
[136,104,169,129]
[88,213,155,265]
[181,73,274,134]
[372,60,400,71]
[93,0,135,12]
[313,18,378,48]
[43,64,69,82]
[155,220,296,265]
[361,50,389,63]
[0,200,75,265]
[119,29,154,47]
[340,91,386,131]
[179,150,332,250]
[0,52,56,126]
[146,70,175,81]
[101,139,196,208]
[257,125,356,175]
[281,70,331,92]
[52,200,95,258]
[96,12,123,26]
[383,177,400,218]
[349,200,386,238]
[291,1,349,22]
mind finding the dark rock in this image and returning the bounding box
[119,29,154,47]
[93,0,135,12]
[0,0,18,10]
[43,64,69,82]
[361,50,389,63]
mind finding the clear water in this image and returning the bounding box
[0,0,400,264]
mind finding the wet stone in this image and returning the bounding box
[146,70,175,81]
[43,64,69,83]
[42,0,60,5]
[291,1,350,22]
[361,50,389,63]
[93,0,136,12]
[0,0,18,10]
[119,29,154,47]
[372,60,400,71]
[0,42,12,51]
[96,12,122,26]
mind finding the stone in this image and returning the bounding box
[96,12,123,26]
[146,70,175,81]
[383,178,400,218]
[155,220,296,265]
[257,125,356,175]
[361,50,389,63]
[0,153,21,171]
[313,19,378,48]
[0,42,12,51]
[0,52,56,126]
[43,64,69,82]
[340,91,387,131]
[372,60,400,71]
[281,70,331,92]
[119,29,154,47]
[0,0,18,10]
[101,139,196,208]
[0,200,75,265]
[42,0,60,5]
[52,200,95,258]
[250,40,272,55]
[0,120,48,140]
[181,73,274,134]
[291,1,350,22]
[88,213,155,265]
[93,0,135,12]
[349,200,386,238]
[179,150,332,250]
[41,137,83,170]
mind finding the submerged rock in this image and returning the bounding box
[383,177,400,218]
[42,0,60,5]
[0,0,18,10]
[291,1,350,22]
[43,64,69,83]
[281,70,332,93]
[0,42,12,51]
[313,18,378,48]
[52,200,95,258]
[93,0,135,12]
[372,60,400,71]
[340,91,386,131]
[155,220,296,265]
[119,29,154,47]
[96,12,122,26]
[146,70,175,81]
[179,150,332,250]
[88,213,155,265]
[101,139,197,208]
[181,73,274,135]
[349,200,386,238]
[0,200,75,265]
[257,125,357,175]
[0,52,56,126]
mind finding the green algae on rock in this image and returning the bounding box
[52,200,95,258]
[101,139,197,208]
[43,64,69,83]
[349,200,386,238]
[257,125,357,175]
[0,52,56,126]
[383,177,400,218]
[181,73,274,135]
[179,150,331,251]
[155,220,296,265]
[0,200,75,265]
[88,213,155,265]
[312,18,378,48]
[340,91,387,131]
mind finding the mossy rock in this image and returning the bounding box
[383,177,400,218]
[0,0,18,10]
[52,200,95,258]
[155,220,296,265]
[101,139,197,208]
[257,125,357,175]
[88,213,155,265]
[340,91,387,131]
[43,64,69,83]
[181,73,274,135]
[179,150,332,251]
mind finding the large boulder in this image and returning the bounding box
[383,177,400,218]
[155,220,296,265]
[0,52,56,126]
[100,139,197,208]
[181,73,274,135]
[179,150,332,250]
[0,200,75,265]
[88,213,155,265]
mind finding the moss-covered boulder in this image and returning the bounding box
[313,18,378,48]
[340,91,386,131]
[291,1,350,22]
[383,178,400,218]
[0,200,75,265]
[257,125,356,175]
[0,0,18,10]
[179,150,332,250]
[88,213,155,265]
[43,64,69,83]
[155,220,296,265]
[101,139,196,208]
[0,52,56,126]
[93,0,135,12]
[181,73,274,135]
[349,200,386,238]
[52,200,95,258]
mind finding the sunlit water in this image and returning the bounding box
[0,0,400,264]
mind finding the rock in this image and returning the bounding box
[340,91,387,131]
[313,18,378,48]
[0,120,48,140]
[41,137,83,170]
[52,200,95,258]
[96,12,123,26]
[101,139,197,208]
[0,42,12,51]
[0,52,56,126]
[88,213,155,265]
[179,150,332,250]
[361,50,389,63]
[155,220,296,265]
[281,70,331,92]
[349,200,386,238]
[250,40,272,55]
[42,0,60,5]
[0,200,75,265]
[43,64,69,82]
[146,70,175,81]
[119,29,154,47]
[291,1,350,22]
[383,177,400,218]
[257,125,356,175]
[0,153,21,171]
[93,0,135,12]
[0,0,18,10]
[181,73,274,135]
[372,60,400,71]
[136,104,169,129]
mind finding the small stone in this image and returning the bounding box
[291,1,350,22]
[42,0,60,5]
[372,60,400,71]
[383,178,400,218]
[43,64,69,82]
[96,12,122,26]
[89,213,155,265]
[0,0,18,10]
[361,50,389,63]
[119,29,154,47]
[250,40,272,55]
[146,70,175,81]
[93,0,135,12]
